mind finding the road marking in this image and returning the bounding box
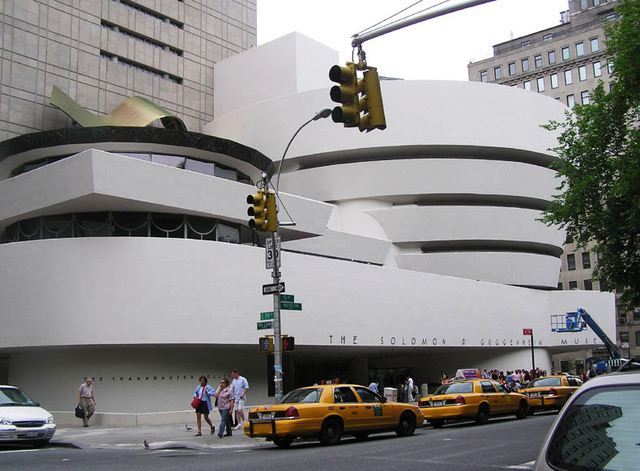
[0,449,42,454]
[507,461,536,470]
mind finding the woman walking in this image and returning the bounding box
[192,376,215,436]
[215,377,235,438]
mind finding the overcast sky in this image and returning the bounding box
[257,0,570,81]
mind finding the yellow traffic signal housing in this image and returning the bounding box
[329,63,360,128]
[329,62,386,132]
[247,190,267,230]
[265,192,277,232]
[359,66,386,132]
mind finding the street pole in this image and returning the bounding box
[270,229,283,402]
[268,108,331,403]
[530,331,536,372]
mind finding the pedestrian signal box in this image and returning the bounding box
[258,337,273,353]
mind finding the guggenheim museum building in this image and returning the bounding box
[0,2,614,424]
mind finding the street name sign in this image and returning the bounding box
[281,301,302,311]
[260,311,274,321]
[257,321,273,330]
[280,294,294,302]
[262,282,285,295]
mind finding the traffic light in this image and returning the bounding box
[329,62,386,132]
[247,190,267,230]
[265,191,277,232]
[282,336,295,352]
[329,62,361,128]
[359,66,386,132]
[259,337,273,353]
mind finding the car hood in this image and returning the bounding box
[0,405,54,421]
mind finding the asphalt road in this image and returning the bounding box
[0,414,557,471]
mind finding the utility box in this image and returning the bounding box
[383,387,397,402]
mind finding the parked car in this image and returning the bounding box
[419,378,528,428]
[520,375,582,414]
[533,358,640,470]
[0,385,56,446]
[244,384,424,447]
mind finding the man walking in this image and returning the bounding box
[230,369,249,430]
[78,377,96,427]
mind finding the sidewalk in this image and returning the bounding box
[51,422,271,451]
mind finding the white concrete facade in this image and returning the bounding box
[0,33,616,423]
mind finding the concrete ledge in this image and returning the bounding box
[52,410,195,427]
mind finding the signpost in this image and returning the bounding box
[523,328,535,371]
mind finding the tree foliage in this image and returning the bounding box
[542,0,640,309]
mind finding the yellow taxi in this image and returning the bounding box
[418,379,529,428]
[244,384,424,447]
[519,375,582,414]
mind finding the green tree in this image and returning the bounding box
[542,1,640,309]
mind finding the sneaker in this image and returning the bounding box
[234,422,243,430]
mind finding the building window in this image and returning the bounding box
[590,38,600,52]
[634,309,640,322]
[581,252,591,269]
[593,61,602,77]
[537,77,545,92]
[636,331,640,347]
[548,50,557,64]
[564,69,573,85]
[567,94,575,107]
[522,58,530,72]
[567,253,576,270]
[580,0,588,9]
[581,90,590,104]
[523,81,532,90]
[569,281,578,289]
[543,33,553,41]
[494,66,502,80]
[480,70,488,82]
[620,332,629,343]
[576,42,585,57]
[593,0,601,6]
[558,282,563,290]
[521,40,531,48]
[608,59,614,74]
[562,47,570,60]
[578,65,588,81]
[584,280,593,290]
[508,62,516,75]
[551,73,559,89]
[535,55,543,68]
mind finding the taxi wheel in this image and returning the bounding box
[272,436,293,448]
[475,404,490,425]
[319,417,343,445]
[395,411,417,436]
[516,400,528,419]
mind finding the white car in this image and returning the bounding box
[0,385,56,446]
[533,358,640,470]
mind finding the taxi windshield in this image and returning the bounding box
[528,377,562,388]
[0,387,37,406]
[281,388,323,404]
[434,382,474,395]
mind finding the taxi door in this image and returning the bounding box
[491,381,518,413]
[480,381,507,414]
[332,386,364,432]
[352,386,396,430]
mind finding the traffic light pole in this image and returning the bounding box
[270,229,284,402]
